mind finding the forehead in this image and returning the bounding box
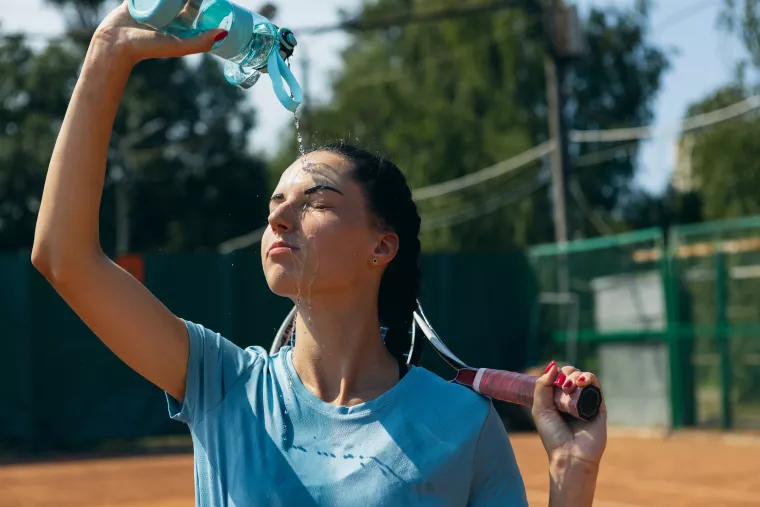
[276,151,353,191]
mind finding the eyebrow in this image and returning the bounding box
[304,184,343,196]
[270,184,343,202]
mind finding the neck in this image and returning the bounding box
[290,289,402,406]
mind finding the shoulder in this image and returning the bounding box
[412,366,492,409]
[405,366,494,432]
[183,319,266,373]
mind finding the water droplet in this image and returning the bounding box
[294,113,306,157]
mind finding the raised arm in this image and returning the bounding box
[31,2,226,402]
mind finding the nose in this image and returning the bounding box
[268,201,294,233]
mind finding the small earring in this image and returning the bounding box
[372,257,378,264]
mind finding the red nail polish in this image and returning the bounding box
[578,376,586,383]
[555,374,566,387]
[214,30,229,42]
[563,379,573,388]
[545,360,556,374]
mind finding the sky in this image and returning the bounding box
[0,0,750,194]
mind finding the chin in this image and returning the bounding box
[264,264,300,298]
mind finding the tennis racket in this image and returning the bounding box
[270,301,601,421]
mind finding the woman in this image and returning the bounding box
[32,2,607,505]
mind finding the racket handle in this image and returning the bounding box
[457,368,602,422]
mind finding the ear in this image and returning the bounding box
[371,232,399,267]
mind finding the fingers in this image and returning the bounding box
[553,364,602,396]
[145,29,229,60]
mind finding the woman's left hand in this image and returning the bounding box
[532,361,607,468]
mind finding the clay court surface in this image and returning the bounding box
[1,431,758,507]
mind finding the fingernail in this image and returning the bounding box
[544,360,556,374]
[214,30,229,42]
[555,373,566,387]
[578,376,586,383]
[563,379,573,388]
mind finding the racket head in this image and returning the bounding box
[269,305,427,366]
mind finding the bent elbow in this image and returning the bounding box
[31,241,56,281]
[31,240,99,286]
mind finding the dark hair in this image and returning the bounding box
[306,140,422,362]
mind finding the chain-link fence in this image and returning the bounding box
[670,216,760,430]
[530,217,760,431]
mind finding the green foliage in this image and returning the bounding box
[0,36,80,249]
[720,0,760,66]
[278,0,670,251]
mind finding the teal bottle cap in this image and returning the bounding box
[128,0,184,30]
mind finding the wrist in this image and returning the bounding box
[88,30,139,73]
[550,455,599,481]
[548,454,599,507]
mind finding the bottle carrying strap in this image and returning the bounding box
[267,48,303,112]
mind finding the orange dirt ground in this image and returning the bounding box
[1,431,758,507]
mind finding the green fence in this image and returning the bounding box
[529,216,760,431]
[0,250,536,451]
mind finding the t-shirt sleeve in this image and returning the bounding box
[468,404,529,507]
[166,319,259,426]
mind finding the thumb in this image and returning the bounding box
[532,361,563,419]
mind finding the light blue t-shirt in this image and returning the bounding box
[167,320,528,506]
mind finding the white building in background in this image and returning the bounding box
[671,134,698,193]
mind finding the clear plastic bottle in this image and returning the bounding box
[128,0,302,111]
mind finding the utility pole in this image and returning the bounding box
[541,0,586,365]
[544,54,570,244]
[542,0,585,245]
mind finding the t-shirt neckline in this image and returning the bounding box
[281,346,418,417]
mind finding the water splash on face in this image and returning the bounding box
[278,160,318,330]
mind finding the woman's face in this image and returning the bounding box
[261,151,396,302]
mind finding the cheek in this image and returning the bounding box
[307,220,371,272]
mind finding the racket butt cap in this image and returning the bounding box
[577,385,602,420]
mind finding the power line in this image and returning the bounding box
[568,178,615,235]
[272,0,539,35]
[420,174,548,232]
[653,0,720,33]
[412,141,554,201]
[218,225,266,254]
[334,28,514,93]
[570,94,760,143]
[572,140,638,167]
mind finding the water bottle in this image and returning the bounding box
[127,0,303,112]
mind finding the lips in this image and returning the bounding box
[268,239,299,256]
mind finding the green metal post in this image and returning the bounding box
[663,248,682,429]
[715,250,732,430]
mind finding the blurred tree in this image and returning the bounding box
[720,0,760,67]
[679,83,760,221]
[0,35,80,249]
[680,1,760,221]
[0,0,270,253]
[275,0,670,251]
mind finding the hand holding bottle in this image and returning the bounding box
[93,0,227,67]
